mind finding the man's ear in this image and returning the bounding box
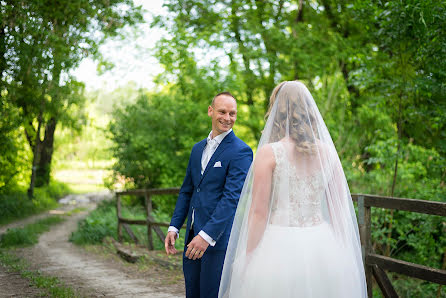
[208,105,213,117]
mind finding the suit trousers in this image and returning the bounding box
[183,229,226,298]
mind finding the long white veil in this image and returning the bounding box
[219,81,367,297]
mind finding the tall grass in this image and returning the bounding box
[0,181,71,225]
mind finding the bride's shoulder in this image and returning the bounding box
[254,143,276,168]
[256,143,274,156]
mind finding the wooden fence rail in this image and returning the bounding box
[115,189,446,297]
[352,194,446,297]
[116,187,180,250]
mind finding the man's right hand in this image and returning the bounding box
[164,231,178,255]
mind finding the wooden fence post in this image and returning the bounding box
[116,194,122,242]
[145,192,154,250]
[358,195,373,297]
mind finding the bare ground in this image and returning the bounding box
[0,193,185,298]
[0,264,46,297]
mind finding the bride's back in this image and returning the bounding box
[268,140,332,228]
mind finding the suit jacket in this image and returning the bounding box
[170,130,253,251]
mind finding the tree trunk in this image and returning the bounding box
[0,25,6,85]
[36,117,57,187]
[27,115,43,198]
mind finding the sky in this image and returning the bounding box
[71,0,166,91]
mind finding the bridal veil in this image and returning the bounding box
[219,81,367,297]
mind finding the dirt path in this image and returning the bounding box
[0,264,46,297]
[1,192,185,297]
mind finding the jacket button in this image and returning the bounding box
[197,188,200,192]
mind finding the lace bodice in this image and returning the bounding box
[269,142,326,227]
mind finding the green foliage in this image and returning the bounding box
[53,101,114,165]
[108,91,210,189]
[351,0,446,155]
[0,0,144,192]
[0,96,31,190]
[0,216,64,248]
[70,198,186,251]
[98,1,446,296]
[0,181,70,225]
[70,200,117,245]
[0,250,78,297]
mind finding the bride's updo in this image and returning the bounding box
[265,81,319,154]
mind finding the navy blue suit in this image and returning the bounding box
[170,130,252,298]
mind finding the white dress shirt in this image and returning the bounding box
[168,129,232,246]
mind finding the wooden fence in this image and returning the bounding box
[352,194,446,297]
[115,187,180,250]
[115,189,446,297]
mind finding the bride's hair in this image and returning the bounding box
[265,81,319,154]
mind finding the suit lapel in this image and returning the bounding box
[195,139,207,180]
[200,131,234,182]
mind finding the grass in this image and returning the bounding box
[70,199,186,251]
[52,160,112,194]
[83,241,184,287]
[69,200,117,245]
[0,250,79,297]
[63,183,108,194]
[0,181,71,226]
[65,207,88,216]
[54,159,114,171]
[0,209,77,297]
[0,216,65,248]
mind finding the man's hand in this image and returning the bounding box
[185,234,209,260]
[165,231,178,255]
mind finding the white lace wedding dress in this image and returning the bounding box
[232,142,362,297]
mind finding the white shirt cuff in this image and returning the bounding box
[168,226,179,238]
[199,230,216,246]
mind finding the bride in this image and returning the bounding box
[219,81,367,297]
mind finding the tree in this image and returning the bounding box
[0,0,143,197]
[109,91,209,188]
[144,2,446,294]
[152,0,370,142]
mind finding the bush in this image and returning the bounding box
[69,200,117,245]
[108,92,209,190]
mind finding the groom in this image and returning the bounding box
[165,92,252,298]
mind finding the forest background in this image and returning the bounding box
[1,1,445,297]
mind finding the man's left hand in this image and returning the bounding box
[185,234,209,260]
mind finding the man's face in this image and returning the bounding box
[208,95,237,137]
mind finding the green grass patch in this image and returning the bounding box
[70,199,186,251]
[0,181,71,225]
[0,250,79,297]
[65,207,88,216]
[54,159,113,171]
[52,162,111,194]
[0,216,65,248]
[64,183,108,194]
